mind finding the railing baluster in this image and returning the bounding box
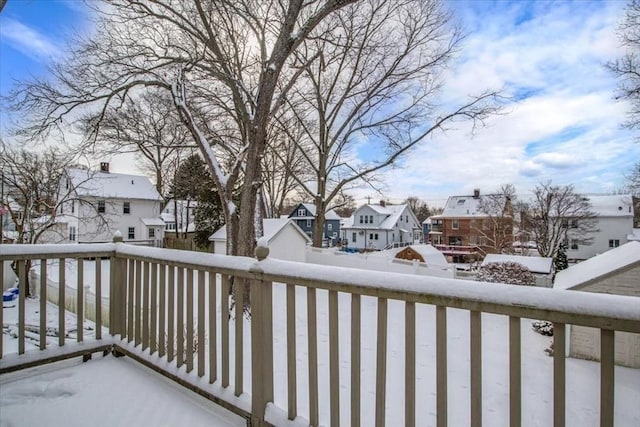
[95,258,102,339]
[150,262,158,354]
[329,289,340,427]
[142,261,150,350]
[135,259,142,347]
[436,305,447,427]
[177,266,185,367]
[209,270,217,384]
[351,293,361,427]
[600,329,614,426]
[59,258,65,347]
[197,270,205,377]
[18,260,26,355]
[553,322,566,427]
[77,258,84,343]
[127,259,135,342]
[167,265,175,363]
[158,264,166,358]
[375,297,388,427]
[39,260,47,350]
[234,278,244,396]
[509,316,522,427]
[287,283,297,420]
[405,301,416,427]
[186,268,194,372]
[470,311,482,427]
[221,275,230,388]
[307,287,319,427]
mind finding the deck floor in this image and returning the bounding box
[0,354,245,427]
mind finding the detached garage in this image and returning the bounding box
[554,241,640,368]
[209,218,311,262]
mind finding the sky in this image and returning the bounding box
[0,0,638,208]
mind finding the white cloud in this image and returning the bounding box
[352,1,636,208]
[0,18,62,62]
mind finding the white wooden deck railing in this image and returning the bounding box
[1,241,639,427]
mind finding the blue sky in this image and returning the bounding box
[1,0,638,208]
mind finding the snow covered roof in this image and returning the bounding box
[209,218,312,244]
[628,228,640,241]
[482,254,553,274]
[582,194,633,217]
[141,218,166,227]
[402,244,449,267]
[68,168,162,201]
[344,203,415,230]
[439,194,507,218]
[289,203,341,220]
[554,241,640,290]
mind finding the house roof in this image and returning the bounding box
[68,168,162,201]
[482,254,553,274]
[141,218,166,227]
[582,194,633,217]
[209,218,312,244]
[289,203,341,220]
[435,194,507,218]
[554,241,640,290]
[343,204,416,230]
[398,244,449,267]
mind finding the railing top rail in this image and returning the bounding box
[0,243,116,260]
[252,258,640,333]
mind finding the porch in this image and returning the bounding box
[1,240,639,426]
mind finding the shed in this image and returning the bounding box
[394,244,449,267]
[209,218,311,262]
[554,241,640,368]
[481,254,553,287]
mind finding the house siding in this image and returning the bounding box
[569,264,640,368]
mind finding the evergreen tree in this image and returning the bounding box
[554,243,569,273]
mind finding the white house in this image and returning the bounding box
[54,165,165,245]
[341,202,421,251]
[162,199,197,236]
[566,194,634,261]
[209,218,311,262]
[554,241,640,368]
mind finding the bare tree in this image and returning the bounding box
[277,0,502,246]
[607,0,640,136]
[524,182,598,258]
[474,185,516,254]
[405,196,432,223]
[0,140,105,294]
[81,89,192,197]
[7,0,359,259]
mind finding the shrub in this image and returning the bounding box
[476,261,536,286]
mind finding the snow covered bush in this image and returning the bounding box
[476,262,536,286]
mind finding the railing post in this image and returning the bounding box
[110,232,125,337]
[250,244,273,427]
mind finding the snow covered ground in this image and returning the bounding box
[2,276,639,426]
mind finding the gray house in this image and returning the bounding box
[288,203,341,246]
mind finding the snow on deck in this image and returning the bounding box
[0,356,244,427]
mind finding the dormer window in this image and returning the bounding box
[298,208,305,217]
[457,199,466,205]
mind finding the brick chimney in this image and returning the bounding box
[380,200,386,207]
[100,162,110,173]
[473,188,480,198]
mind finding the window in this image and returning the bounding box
[128,227,135,240]
[297,208,305,217]
[352,232,357,242]
[71,201,74,214]
[374,233,379,240]
[69,226,76,242]
[432,235,442,245]
[359,216,363,224]
[452,220,459,230]
[306,219,312,228]
[148,227,155,239]
[98,200,105,213]
[364,216,369,224]
[609,239,620,248]
[570,219,578,229]
[327,223,333,231]
[405,215,408,222]
[369,233,373,240]
[123,201,131,214]
[332,232,337,238]
[369,215,373,224]
[570,239,579,250]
